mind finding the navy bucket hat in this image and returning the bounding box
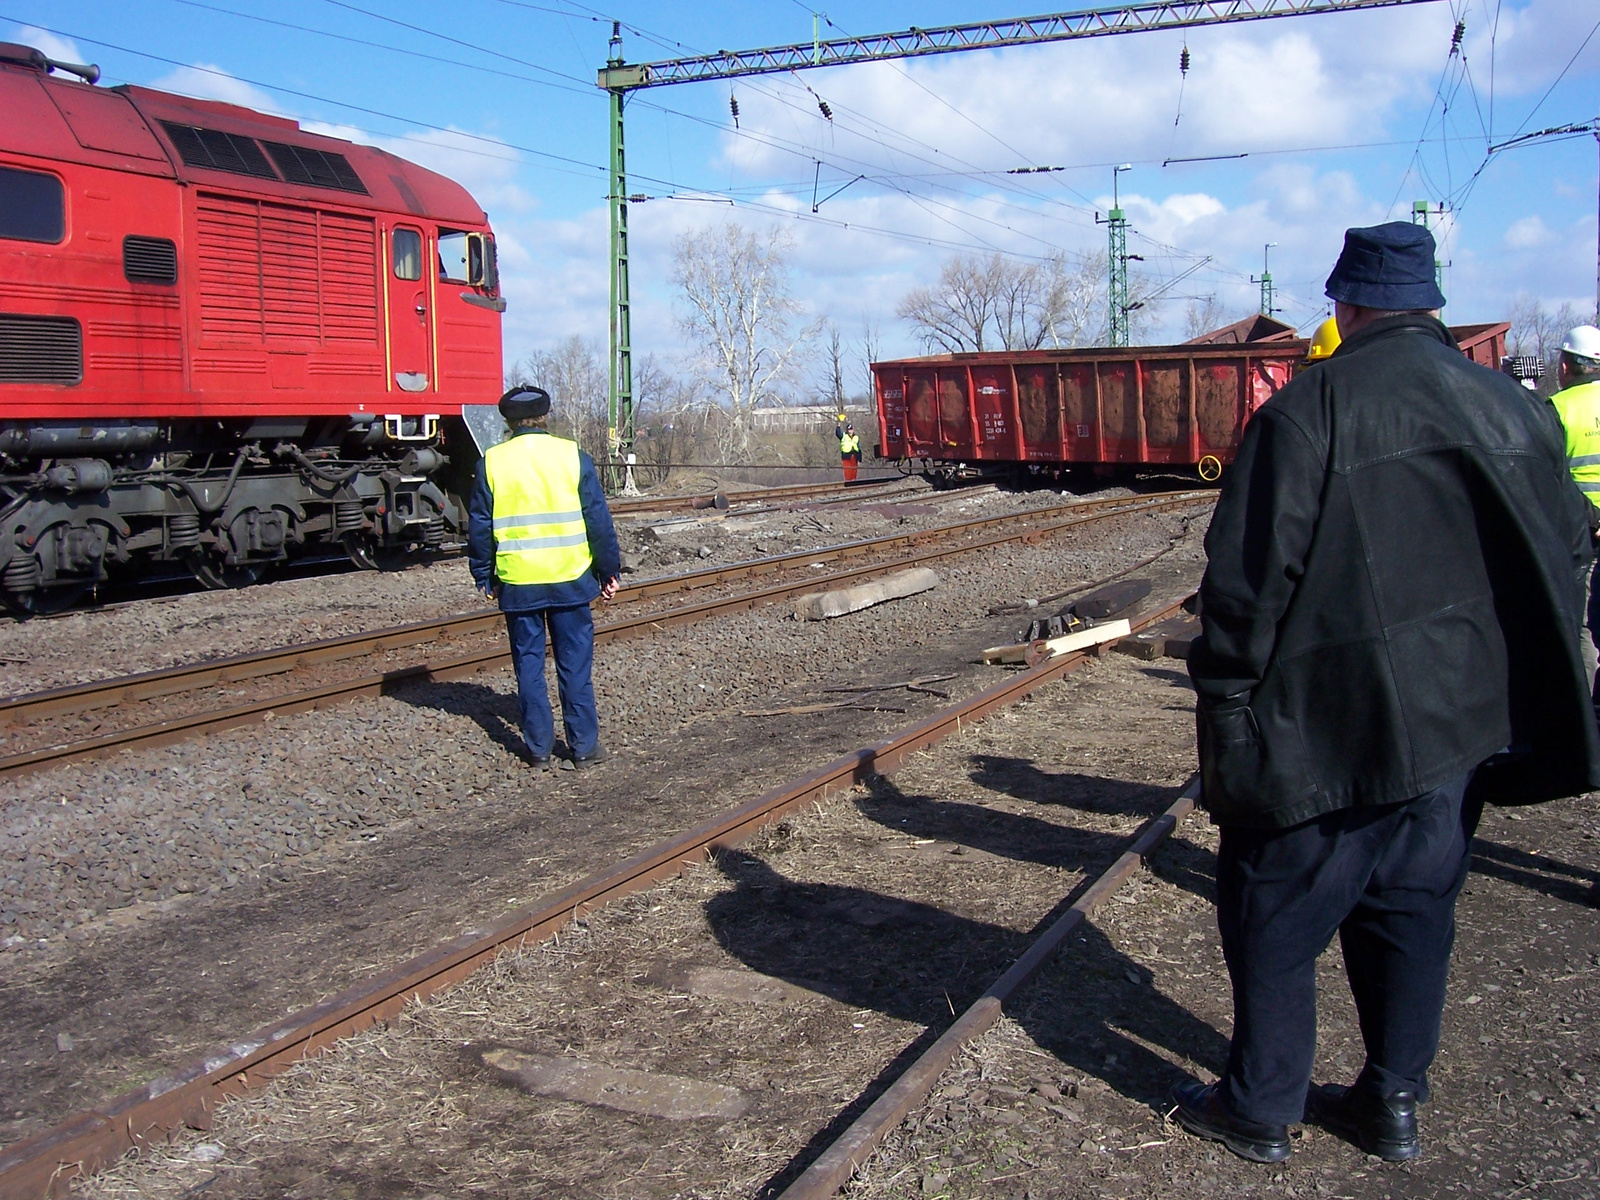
[1324,221,1446,311]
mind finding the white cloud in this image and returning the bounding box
[148,63,280,112]
[10,25,86,69]
[1504,215,1555,249]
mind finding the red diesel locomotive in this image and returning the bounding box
[0,42,504,612]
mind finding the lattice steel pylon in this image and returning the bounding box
[1102,165,1134,347]
[595,0,1444,473]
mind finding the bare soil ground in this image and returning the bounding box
[70,650,1600,1199]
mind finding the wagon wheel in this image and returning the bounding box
[187,552,265,591]
[341,531,408,572]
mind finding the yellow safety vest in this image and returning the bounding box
[482,432,593,585]
[1551,379,1600,512]
[839,432,861,455]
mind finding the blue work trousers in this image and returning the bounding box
[504,604,599,760]
[1215,772,1474,1125]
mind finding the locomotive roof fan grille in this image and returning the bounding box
[160,121,276,180]
[0,313,82,385]
[123,235,178,285]
[260,140,368,194]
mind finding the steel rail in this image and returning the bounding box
[608,476,906,514]
[0,492,1207,778]
[0,591,1194,1200]
[779,777,1200,1199]
[0,490,1206,729]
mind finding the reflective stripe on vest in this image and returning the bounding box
[1552,379,1600,511]
[482,432,593,585]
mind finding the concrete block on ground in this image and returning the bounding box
[482,1047,750,1119]
[792,567,939,620]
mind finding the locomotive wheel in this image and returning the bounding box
[342,532,408,572]
[188,553,265,591]
[1,583,91,619]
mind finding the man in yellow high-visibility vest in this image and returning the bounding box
[1550,324,1600,700]
[468,385,621,771]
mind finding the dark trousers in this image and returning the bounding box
[1215,772,1473,1125]
[1586,558,1600,699]
[504,604,599,760]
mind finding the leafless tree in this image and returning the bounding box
[1509,294,1599,394]
[821,321,848,414]
[1183,295,1232,340]
[673,223,817,461]
[509,335,608,461]
[858,317,881,403]
[898,251,1116,353]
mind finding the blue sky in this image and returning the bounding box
[9,1,1600,382]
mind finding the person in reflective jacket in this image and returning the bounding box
[1170,223,1600,1166]
[1549,325,1600,698]
[836,421,862,481]
[467,385,621,771]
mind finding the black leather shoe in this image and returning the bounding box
[1169,1080,1291,1164]
[566,744,611,770]
[1307,1083,1420,1161]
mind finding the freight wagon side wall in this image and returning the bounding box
[874,349,1296,468]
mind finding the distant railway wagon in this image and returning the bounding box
[0,42,504,612]
[873,316,1510,481]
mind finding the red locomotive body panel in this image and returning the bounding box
[0,66,502,421]
[874,321,1510,476]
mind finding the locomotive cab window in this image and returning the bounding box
[437,229,468,283]
[438,229,498,290]
[392,227,422,281]
[0,167,65,243]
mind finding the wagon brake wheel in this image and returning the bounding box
[1197,455,1223,483]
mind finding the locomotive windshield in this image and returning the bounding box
[437,229,469,283]
[0,166,64,243]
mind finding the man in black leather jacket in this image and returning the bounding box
[1170,222,1600,1165]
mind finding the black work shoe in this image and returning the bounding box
[1307,1084,1420,1161]
[528,755,555,773]
[566,744,611,770]
[1168,1080,1291,1164]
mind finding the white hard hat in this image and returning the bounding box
[1561,325,1600,363]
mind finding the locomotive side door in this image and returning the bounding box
[386,224,432,392]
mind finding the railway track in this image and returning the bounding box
[0,491,1211,779]
[0,592,1199,1200]
[607,475,909,515]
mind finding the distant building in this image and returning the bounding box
[750,404,869,433]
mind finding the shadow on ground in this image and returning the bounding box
[704,766,1230,1195]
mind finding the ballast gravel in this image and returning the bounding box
[0,477,1112,695]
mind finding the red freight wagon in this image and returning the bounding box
[873,317,1510,482]
[0,42,504,611]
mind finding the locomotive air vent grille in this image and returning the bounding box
[124,236,178,285]
[0,314,83,385]
[160,122,277,180]
[260,141,368,195]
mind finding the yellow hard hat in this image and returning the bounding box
[1305,316,1341,363]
